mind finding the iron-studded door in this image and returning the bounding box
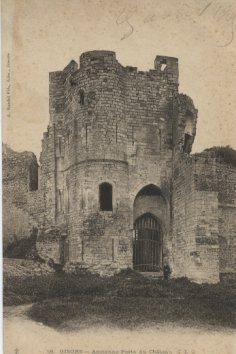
[133,213,162,272]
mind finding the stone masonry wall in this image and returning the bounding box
[3,200,31,250]
[172,155,198,279]
[194,154,236,275]
[39,125,57,228]
[2,145,39,247]
[173,154,220,283]
[173,152,236,282]
[217,161,236,273]
[65,161,132,275]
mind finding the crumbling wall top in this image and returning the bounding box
[63,60,78,75]
[79,50,117,69]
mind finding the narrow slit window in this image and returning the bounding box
[79,90,85,105]
[116,123,118,143]
[112,239,115,261]
[68,187,70,211]
[159,129,162,151]
[81,240,84,261]
[58,189,63,212]
[132,126,134,145]
[81,188,84,210]
[99,182,113,211]
[85,124,88,145]
[58,136,62,155]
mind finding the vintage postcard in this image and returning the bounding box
[2,0,236,353]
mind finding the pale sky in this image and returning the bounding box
[2,0,236,159]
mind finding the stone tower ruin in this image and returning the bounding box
[40,50,198,276]
[4,51,236,283]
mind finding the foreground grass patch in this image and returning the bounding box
[28,292,236,330]
[4,269,236,330]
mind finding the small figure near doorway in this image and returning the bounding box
[163,261,171,280]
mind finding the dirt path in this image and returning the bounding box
[4,305,236,354]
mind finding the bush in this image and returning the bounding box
[4,235,36,259]
[203,146,236,167]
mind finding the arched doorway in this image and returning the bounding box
[133,213,163,272]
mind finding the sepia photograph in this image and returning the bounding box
[2,0,236,353]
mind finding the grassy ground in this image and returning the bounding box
[4,267,236,330]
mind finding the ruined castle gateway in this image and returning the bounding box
[26,50,235,283]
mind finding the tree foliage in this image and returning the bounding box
[203,146,236,167]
